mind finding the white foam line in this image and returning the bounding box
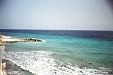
[3,51,110,75]
[42,40,46,42]
[2,35,13,39]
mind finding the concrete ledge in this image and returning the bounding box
[0,70,3,75]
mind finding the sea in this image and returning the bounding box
[0,29,113,75]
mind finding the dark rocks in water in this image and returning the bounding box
[80,71,83,73]
[61,64,66,67]
[23,38,43,42]
[89,62,93,65]
[2,59,33,75]
[108,71,113,74]
[79,65,86,69]
[79,62,93,69]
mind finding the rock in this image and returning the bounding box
[89,62,93,65]
[2,62,6,70]
[2,61,7,75]
[80,71,83,73]
[79,65,86,69]
[108,71,113,74]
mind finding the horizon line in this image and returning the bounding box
[0,28,113,32]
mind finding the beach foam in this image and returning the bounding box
[3,51,110,75]
[2,35,14,39]
[2,35,20,42]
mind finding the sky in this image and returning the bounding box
[0,0,113,30]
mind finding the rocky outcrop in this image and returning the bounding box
[1,38,46,44]
[23,38,44,42]
[0,33,46,44]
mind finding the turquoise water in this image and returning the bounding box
[1,30,113,75]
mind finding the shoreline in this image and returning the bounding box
[0,35,46,75]
[2,58,33,75]
[2,47,113,75]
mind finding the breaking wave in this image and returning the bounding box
[3,51,112,75]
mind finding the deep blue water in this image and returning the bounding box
[1,29,113,41]
[0,29,113,75]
